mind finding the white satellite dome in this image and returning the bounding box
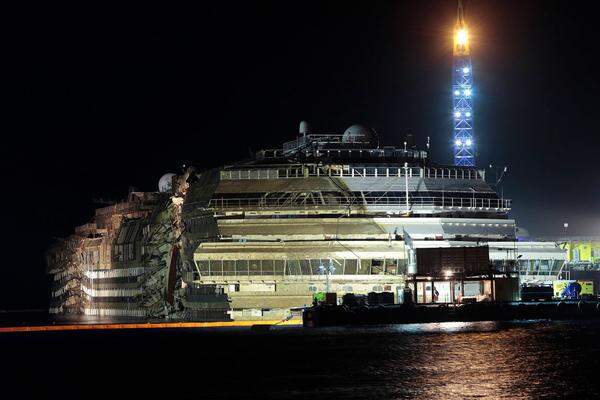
[341,124,376,143]
[299,120,311,135]
[158,173,176,193]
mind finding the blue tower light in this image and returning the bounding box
[452,1,475,167]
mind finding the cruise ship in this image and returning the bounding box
[46,122,566,320]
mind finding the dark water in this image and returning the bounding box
[2,320,599,399]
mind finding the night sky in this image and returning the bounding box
[3,1,599,309]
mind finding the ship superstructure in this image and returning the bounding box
[47,123,565,320]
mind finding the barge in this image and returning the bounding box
[303,300,600,327]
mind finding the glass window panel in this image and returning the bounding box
[310,259,322,275]
[262,260,274,275]
[385,259,398,275]
[287,260,301,275]
[330,259,342,274]
[196,260,209,274]
[300,260,311,275]
[209,260,222,275]
[235,260,248,275]
[223,260,235,276]
[345,259,358,275]
[249,260,261,276]
[371,259,384,275]
[359,259,370,274]
[274,260,285,275]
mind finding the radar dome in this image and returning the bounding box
[342,124,376,144]
[158,173,176,193]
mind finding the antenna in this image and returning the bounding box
[457,0,465,25]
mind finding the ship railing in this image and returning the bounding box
[209,196,511,210]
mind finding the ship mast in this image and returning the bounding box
[452,0,475,166]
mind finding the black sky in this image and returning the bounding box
[3,0,599,309]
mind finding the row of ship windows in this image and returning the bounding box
[217,191,500,199]
[308,285,393,293]
[514,259,564,272]
[221,167,482,181]
[194,258,407,276]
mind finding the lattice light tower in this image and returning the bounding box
[452,1,475,166]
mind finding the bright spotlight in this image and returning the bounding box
[455,139,462,146]
[456,29,468,46]
[454,90,460,96]
[454,111,461,118]
[464,89,472,96]
[462,67,470,74]
[465,111,471,117]
[466,139,472,146]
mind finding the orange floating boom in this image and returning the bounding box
[0,319,302,333]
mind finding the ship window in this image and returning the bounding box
[249,260,261,275]
[359,260,371,274]
[343,285,353,292]
[235,260,248,275]
[385,259,398,275]
[345,259,358,275]
[209,260,223,275]
[223,260,235,276]
[300,260,311,275]
[286,260,301,275]
[330,260,342,275]
[113,245,124,262]
[310,259,322,275]
[273,260,285,275]
[308,286,318,292]
[373,285,383,292]
[371,259,384,275]
[197,260,209,274]
[262,260,275,275]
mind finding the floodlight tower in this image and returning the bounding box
[452,1,475,166]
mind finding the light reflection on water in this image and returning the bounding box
[265,320,600,399]
[394,320,501,333]
[3,320,600,399]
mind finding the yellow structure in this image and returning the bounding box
[553,280,594,298]
[564,240,600,264]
